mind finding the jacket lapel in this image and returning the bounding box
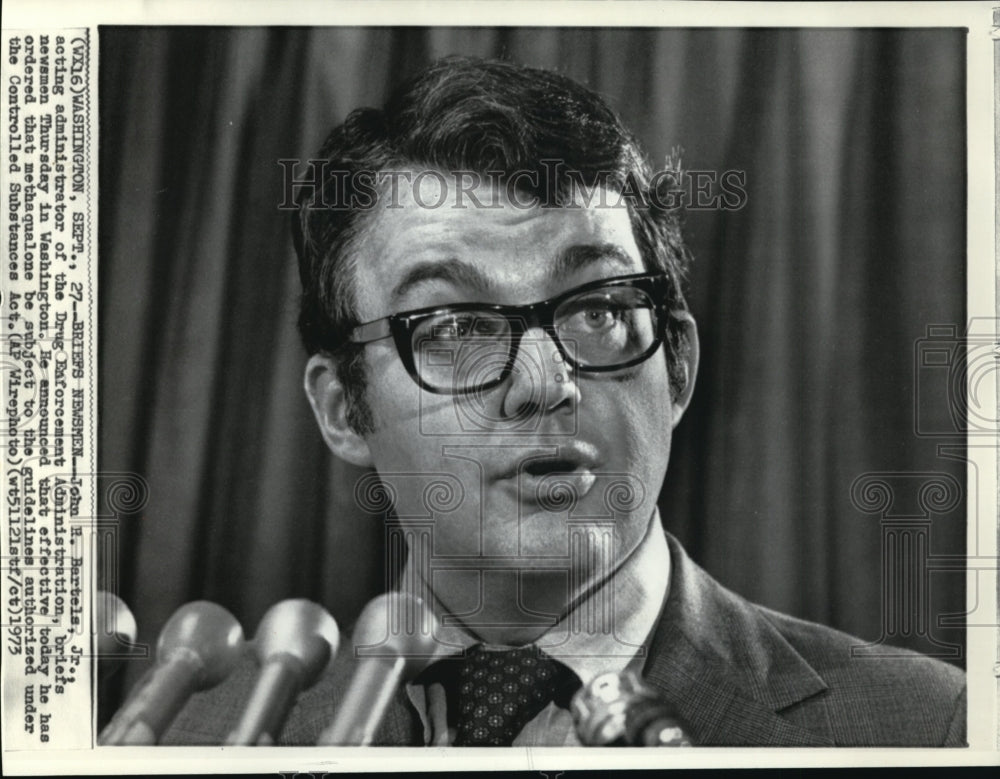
[372,683,424,745]
[642,534,834,746]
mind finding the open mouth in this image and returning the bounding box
[521,457,582,478]
[496,452,599,507]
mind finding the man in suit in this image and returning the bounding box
[163,56,965,747]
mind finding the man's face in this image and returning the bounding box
[323,173,692,642]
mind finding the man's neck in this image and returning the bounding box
[401,510,663,647]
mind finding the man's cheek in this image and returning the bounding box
[365,396,442,465]
[355,468,479,561]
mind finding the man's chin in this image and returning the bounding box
[424,563,620,645]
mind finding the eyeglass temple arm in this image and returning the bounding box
[348,318,393,345]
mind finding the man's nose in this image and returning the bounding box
[499,327,579,421]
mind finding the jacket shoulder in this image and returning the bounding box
[756,605,966,746]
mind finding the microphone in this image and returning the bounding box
[224,599,340,745]
[98,601,245,745]
[571,670,693,746]
[96,591,139,679]
[316,592,439,745]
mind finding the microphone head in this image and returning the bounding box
[352,592,440,678]
[571,670,633,745]
[157,601,245,689]
[253,599,340,686]
[572,670,690,746]
[96,591,138,656]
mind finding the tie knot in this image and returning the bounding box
[431,645,579,746]
[463,644,554,679]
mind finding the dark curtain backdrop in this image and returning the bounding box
[98,27,967,692]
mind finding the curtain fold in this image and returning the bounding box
[99,28,967,692]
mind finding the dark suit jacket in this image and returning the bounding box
[161,533,966,746]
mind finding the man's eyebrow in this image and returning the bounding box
[550,243,636,280]
[391,258,496,305]
[390,244,635,305]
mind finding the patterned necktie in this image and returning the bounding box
[442,644,579,746]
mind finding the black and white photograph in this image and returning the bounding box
[2,1,998,772]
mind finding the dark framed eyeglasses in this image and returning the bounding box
[348,272,670,395]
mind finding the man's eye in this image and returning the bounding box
[566,304,626,334]
[472,317,507,336]
[431,317,472,340]
[427,314,508,341]
[581,307,621,330]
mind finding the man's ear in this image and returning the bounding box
[669,310,699,427]
[304,353,374,468]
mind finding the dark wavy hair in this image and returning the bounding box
[292,56,692,434]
